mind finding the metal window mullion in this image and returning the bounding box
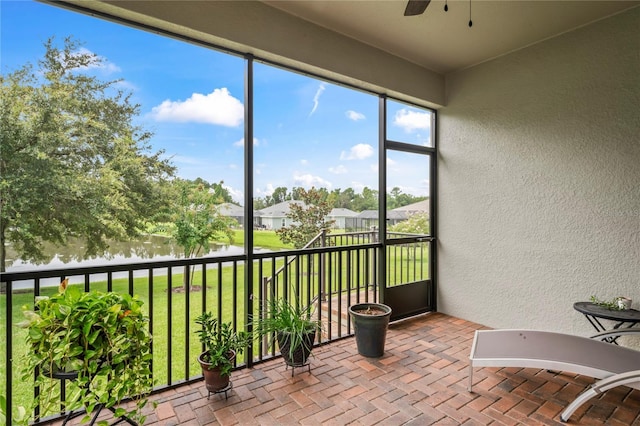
[327,252,333,339]
[217,265,223,324]
[270,257,276,357]
[184,264,190,381]
[167,267,172,385]
[6,280,13,426]
[148,269,154,378]
[338,250,344,338]
[233,260,238,328]
[378,95,387,303]
[244,54,255,367]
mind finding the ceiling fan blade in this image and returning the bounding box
[404,0,431,16]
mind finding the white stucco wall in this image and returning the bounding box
[438,8,640,335]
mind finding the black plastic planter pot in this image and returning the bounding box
[277,330,316,367]
[348,303,392,358]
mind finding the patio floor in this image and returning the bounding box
[55,312,640,425]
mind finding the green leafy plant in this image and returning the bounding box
[18,281,153,424]
[254,297,322,363]
[589,295,622,311]
[194,312,251,377]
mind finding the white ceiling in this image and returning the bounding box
[263,0,639,74]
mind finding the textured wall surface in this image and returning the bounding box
[438,8,640,335]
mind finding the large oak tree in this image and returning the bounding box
[0,37,175,272]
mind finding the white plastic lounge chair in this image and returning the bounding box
[468,328,640,422]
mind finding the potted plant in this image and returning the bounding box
[18,279,153,425]
[348,302,392,358]
[194,312,250,394]
[255,298,322,372]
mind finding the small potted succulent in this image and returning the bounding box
[19,279,153,424]
[254,298,322,372]
[194,312,251,393]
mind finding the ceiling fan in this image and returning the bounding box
[404,0,472,27]
[403,0,431,17]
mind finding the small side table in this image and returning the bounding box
[573,301,640,344]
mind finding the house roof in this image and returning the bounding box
[218,203,263,219]
[328,208,358,217]
[391,199,430,215]
[356,209,414,220]
[356,210,378,219]
[256,200,305,217]
[217,203,246,216]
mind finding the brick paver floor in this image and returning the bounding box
[54,312,640,425]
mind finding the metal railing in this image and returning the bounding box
[0,242,378,425]
[0,231,430,424]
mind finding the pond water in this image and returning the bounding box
[5,235,247,273]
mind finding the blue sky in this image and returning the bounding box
[2,0,433,203]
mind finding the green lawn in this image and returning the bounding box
[231,229,292,250]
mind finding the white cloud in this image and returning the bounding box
[222,188,242,202]
[150,88,243,126]
[293,173,332,188]
[329,165,348,174]
[393,108,431,133]
[309,83,325,116]
[228,163,238,170]
[222,184,243,203]
[386,157,401,173]
[255,183,275,197]
[233,137,260,147]
[340,143,374,160]
[346,110,365,121]
[351,181,366,192]
[300,159,308,165]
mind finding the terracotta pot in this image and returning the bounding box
[198,350,235,392]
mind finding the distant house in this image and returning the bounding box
[217,203,260,228]
[352,200,430,230]
[354,210,379,230]
[254,202,359,230]
[327,208,358,229]
[255,201,305,230]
